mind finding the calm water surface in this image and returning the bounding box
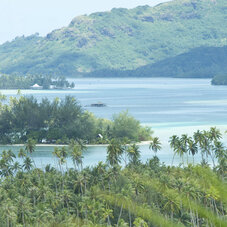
[1,78,227,167]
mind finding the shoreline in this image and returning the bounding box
[1,124,226,148]
[1,140,152,148]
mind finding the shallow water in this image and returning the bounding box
[0,144,205,169]
[2,78,227,125]
[0,78,227,167]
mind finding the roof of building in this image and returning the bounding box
[31,84,42,88]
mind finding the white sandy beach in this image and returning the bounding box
[3,124,226,149]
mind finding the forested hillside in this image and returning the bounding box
[86,46,227,78]
[212,74,227,85]
[0,0,226,77]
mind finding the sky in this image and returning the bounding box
[0,0,170,44]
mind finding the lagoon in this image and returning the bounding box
[0,78,227,167]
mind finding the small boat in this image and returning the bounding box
[87,102,107,107]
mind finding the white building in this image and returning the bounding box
[30,84,43,90]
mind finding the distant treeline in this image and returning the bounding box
[212,74,227,85]
[0,74,75,89]
[85,46,227,79]
[1,46,226,86]
[0,95,151,144]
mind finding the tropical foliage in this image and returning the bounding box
[0,95,151,144]
[0,128,226,226]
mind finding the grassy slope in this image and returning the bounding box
[0,0,226,76]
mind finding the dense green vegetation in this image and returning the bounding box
[0,74,75,89]
[212,74,227,85]
[0,128,226,226]
[86,46,227,78]
[0,0,226,76]
[0,95,151,144]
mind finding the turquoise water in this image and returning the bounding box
[2,78,227,125]
[0,144,196,169]
[0,78,227,167]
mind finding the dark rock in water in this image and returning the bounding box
[87,102,107,107]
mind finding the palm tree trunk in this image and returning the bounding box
[80,183,83,196]
[7,217,9,227]
[107,215,111,226]
[171,153,176,166]
[189,202,196,227]
[211,155,216,168]
[128,209,132,227]
[22,212,25,227]
[117,204,123,226]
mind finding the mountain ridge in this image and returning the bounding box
[0,0,226,77]
[85,46,227,78]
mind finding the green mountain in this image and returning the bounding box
[0,0,226,77]
[87,46,227,78]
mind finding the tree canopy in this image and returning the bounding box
[0,95,151,144]
[0,128,226,226]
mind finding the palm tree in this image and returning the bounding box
[25,138,37,168]
[70,145,83,171]
[127,144,141,165]
[187,138,198,165]
[213,140,226,170]
[53,147,68,172]
[92,162,108,190]
[216,156,227,178]
[0,151,13,177]
[174,143,186,166]
[16,196,31,226]
[202,130,212,162]
[194,130,206,163]
[169,135,180,165]
[60,146,68,160]
[209,127,222,141]
[106,139,124,166]
[34,208,54,226]
[28,186,39,207]
[69,142,84,171]
[6,149,16,163]
[180,134,188,146]
[169,135,179,149]
[23,157,33,171]
[1,199,17,227]
[73,173,85,196]
[214,141,225,160]
[133,218,148,227]
[12,161,21,173]
[132,176,144,196]
[193,130,203,145]
[18,148,26,159]
[149,137,162,156]
[102,207,113,226]
[180,134,189,163]
[25,138,36,155]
